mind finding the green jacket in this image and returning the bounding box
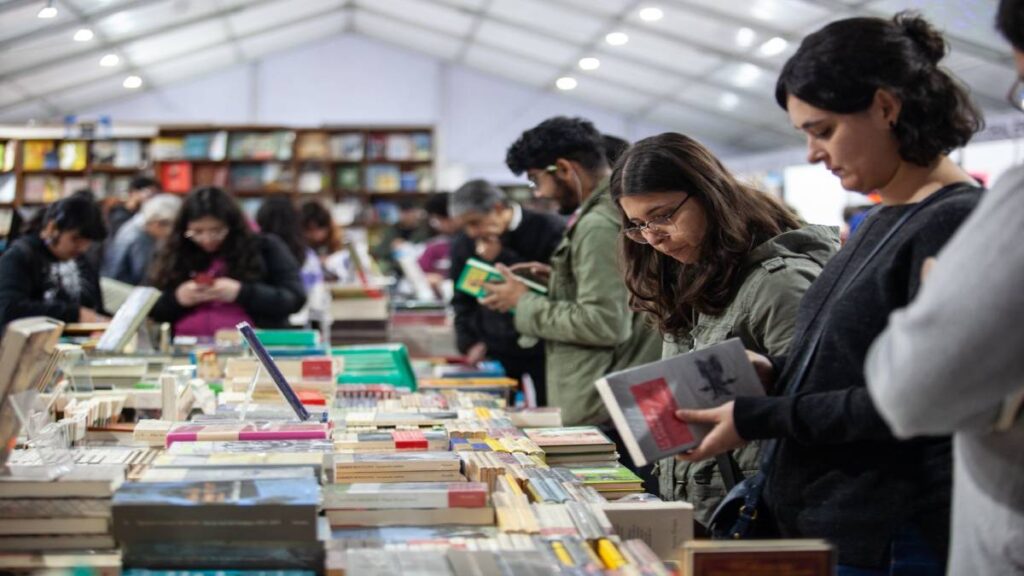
[657,224,839,527]
[515,178,662,426]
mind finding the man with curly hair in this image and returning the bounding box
[480,117,661,473]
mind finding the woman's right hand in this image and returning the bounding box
[175,281,211,307]
[746,350,776,392]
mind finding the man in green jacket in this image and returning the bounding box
[480,117,662,431]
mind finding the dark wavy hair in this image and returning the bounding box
[256,196,306,264]
[611,133,801,339]
[150,187,263,289]
[299,200,342,253]
[506,116,608,175]
[998,0,1024,51]
[776,11,982,166]
[33,192,107,240]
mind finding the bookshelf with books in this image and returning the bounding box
[2,137,150,208]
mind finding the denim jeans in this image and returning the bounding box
[837,527,945,576]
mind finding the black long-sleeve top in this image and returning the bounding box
[0,235,103,335]
[449,206,565,359]
[149,234,306,330]
[733,183,981,568]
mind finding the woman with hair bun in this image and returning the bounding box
[673,12,983,575]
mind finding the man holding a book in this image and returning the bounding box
[482,117,661,470]
[449,179,564,406]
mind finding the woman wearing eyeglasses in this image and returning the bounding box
[611,132,839,530]
[149,187,306,338]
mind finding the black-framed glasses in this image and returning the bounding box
[527,165,557,189]
[1008,78,1024,113]
[622,195,691,244]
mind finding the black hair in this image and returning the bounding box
[130,176,159,191]
[424,192,451,218]
[776,11,982,166]
[256,196,307,265]
[43,193,107,241]
[149,187,262,289]
[602,134,630,166]
[506,116,608,175]
[299,200,342,253]
[998,0,1024,52]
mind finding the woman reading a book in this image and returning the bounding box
[670,13,982,575]
[149,187,306,337]
[0,194,109,335]
[610,132,837,531]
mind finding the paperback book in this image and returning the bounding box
[455,257,548,299]
[595,338,764,467]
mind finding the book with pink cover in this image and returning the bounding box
[165,422,330,447]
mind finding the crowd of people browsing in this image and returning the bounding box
[0,5,1021,575]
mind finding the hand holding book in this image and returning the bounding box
[674,401,746,462]
[479,263,528,313]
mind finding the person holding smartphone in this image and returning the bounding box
[148,187,305,338]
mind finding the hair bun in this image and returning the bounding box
[894,11,945,64]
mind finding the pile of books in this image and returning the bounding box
[524,426,619,467]
[569,465,646,500]
[333,452,464,483]
[324,482,493,527]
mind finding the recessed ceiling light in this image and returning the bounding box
[734,63,762,87]
[758,37,788,57]
[123,75,143,89]
[605,32,629,46]
[639,7,663,22]
[556,76,578,90]
[37,1,57,19]
[719,92,739,110]
[578,57,600,71]
[100,53,120,67]
[73,28,94,42]
[735,27,755,48]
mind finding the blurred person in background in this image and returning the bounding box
[102,193,181,285]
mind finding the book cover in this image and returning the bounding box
[138,466,316,483]
[0,465,124,498]
[164,422,329,446]
[682,540,836,576]
[324,482,488,510]
[95,286,160,353]
[523,426,615,454]
[334,451,461,473]
[455,257,548,299]
[112,477,320,542]
[596,338,764,467]
[329,133,364,161]
[158,161,192,193]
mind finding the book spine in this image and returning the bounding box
[112,504,317,542]
[237,429,328,442]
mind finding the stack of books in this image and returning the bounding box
[333,452,465,483]
[0,465,124,552]
[524,426,619,467]
[568,465,646,500]
[112,477,322,570]
[323,482,493,527]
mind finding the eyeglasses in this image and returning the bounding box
[622,195,692,244]
[184,226,229,242]
[1007,78,1024,113]
[527,165,558,190]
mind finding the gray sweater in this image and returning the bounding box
[866,165,1024,575]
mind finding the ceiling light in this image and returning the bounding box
[556,76,578,91]
[639,7,663,22]
[37,1,57,18]
[123,75,143,89]
[758,37,788,57]
[73,28,94,42]
[734,63,762,87]
[605,32,629,46]
[578,57,600,71]
[719,92,739,110]
[735,27,755,48]
[100,53,120,67]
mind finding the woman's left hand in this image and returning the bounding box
[208,278,242,302]
[674,401,747,461]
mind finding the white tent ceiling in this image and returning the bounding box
[0,0,1015,152]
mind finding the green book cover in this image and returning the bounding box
[253,329,319,347]
[569,465,643,485]
[455,258,548,299]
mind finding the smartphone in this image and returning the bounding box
[192,272,214,286]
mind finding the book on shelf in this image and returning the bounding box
[183,132,212,159]
[158,161,192,193]
[297,131,330,160]
[596,338,764,467]
[2,141,14,171]
[112,477,320,542]
[58,141,87,170]
[334,164,361,190]
[23,175,61,203]
[365,132,388,160]
[95,286,160,353]
[679,539,836,576]
[62,176,89,198]
[298,168,326,193]
[229,131,295,161]
[456,257,549,299]
[193,163,228,187]
[411,131,432,160]
[150,137,185,160]
[330,132,365,161]
[385,133,413,160]
[365,163,401,192]
[0,175,14,204]
[324,482,488,510]
[22,141,57,171]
